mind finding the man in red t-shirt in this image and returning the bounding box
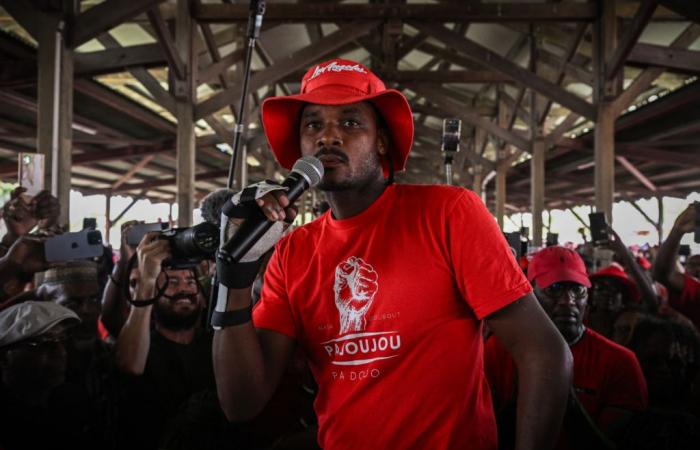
[211,59,572,450]
[486,247,648,447]
[653,204,700,329]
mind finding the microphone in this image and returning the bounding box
[247,0,266,39]
[220,156,324,263]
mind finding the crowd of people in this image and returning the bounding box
[1,59,699,450]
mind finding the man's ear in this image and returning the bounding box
[377,128,389,156]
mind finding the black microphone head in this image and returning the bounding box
[292,156,324,188]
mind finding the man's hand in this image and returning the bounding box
[2,187,37,238]
[4,235,49,276]
[135,232,171,295]
[255,191,298,222]
[120,220,140,263]
[606,227,628,257]
[32,190,61,230]
[672,204,695,235]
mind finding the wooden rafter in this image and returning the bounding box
[193,3,597,23]
[409,84,530,152]
[147,6,186,80]
[612,24,700,115]
[195,21,379,120]
[606,0,659,80]
[69,0,166,48]
[627,43,700,74]
[411,22,597,120]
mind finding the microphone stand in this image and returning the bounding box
[227,0,266,189]
[209,0,266,328]
[443,151,454,185]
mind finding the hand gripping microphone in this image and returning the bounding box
[220,156,324,264]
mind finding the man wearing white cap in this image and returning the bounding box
[0,301,100,450]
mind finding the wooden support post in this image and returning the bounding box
[495,165,507,230]
[472,165,483,198]
[105,193,111,244]
[36,3,76,229]
[174,0,196,226]
[656,195,664,244]
[495,103,507,229]
[593,0,618,223]
[529,33,545,248]
[471,132,484,197]
[531,137,545,247]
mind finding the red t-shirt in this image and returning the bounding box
[254,184,532,450]
[669,274,700,329]
[485,327,648,426]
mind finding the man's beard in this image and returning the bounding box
[154,293,202,331]
[317,147,382,192]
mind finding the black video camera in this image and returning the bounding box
[441,119,461,155]
[157,222,220,269]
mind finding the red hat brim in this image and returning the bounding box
[261,85,414,174]
[590,272,641,303]
[529,267,592,289]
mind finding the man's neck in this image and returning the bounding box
[326,178,387,220]
[155,324,196,344]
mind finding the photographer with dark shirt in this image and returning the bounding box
[116,232,215,450]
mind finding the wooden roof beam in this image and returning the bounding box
[411,22,597,121]
[612,24,700,115]
[69,0,166,48]
[193,3,597,23]
[408,84,530,152]
[627,43,700,74]
[195,21,379,120]
[146,6,186,80]
[606,0,659,80]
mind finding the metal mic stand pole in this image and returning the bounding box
[444,152,454,185]
[209,0,267,328]
[227,0,266,189]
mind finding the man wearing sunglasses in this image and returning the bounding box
[486,246,648,446]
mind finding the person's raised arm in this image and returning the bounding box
[608,227,658,311]
[486,293,573,450]
[101,221,139,337]
[652,204,694,292]
[213,189,297,422]
[115,232,170,375]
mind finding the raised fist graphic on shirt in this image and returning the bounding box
[334,256,379,334]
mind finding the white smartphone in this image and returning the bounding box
[18,153,45,199]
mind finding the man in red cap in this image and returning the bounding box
[588,263,641,338]
[485,246,647,448]
[212,59,572,450]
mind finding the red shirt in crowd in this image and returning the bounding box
[485,327,648,430]
[253,184,532,450]
[669,274,700,329]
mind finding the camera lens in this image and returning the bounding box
[87,230,103,245]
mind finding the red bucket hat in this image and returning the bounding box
[261,59,414,175]
[590,264,641,303]
[527,246,591,289]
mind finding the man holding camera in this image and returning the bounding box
[212,59,572,450]
[653,204,700,329]
[116,232,215,450]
